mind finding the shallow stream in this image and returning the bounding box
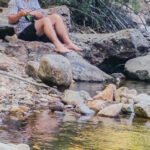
[0,80,150,150]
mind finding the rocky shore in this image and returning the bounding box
[1,2,150,149]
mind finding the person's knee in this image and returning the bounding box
[43,17,52,25]
[50,14,62,22]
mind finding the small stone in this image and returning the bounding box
[93,84,116,102]
[62,90,91,106]
[122,103,134,114]
[98,103,123,117]
[115,87,137,103]
[134,102,150,118]
[86,99,109,112]
[76,103,95,115]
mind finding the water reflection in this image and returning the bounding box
[0,111,150,150]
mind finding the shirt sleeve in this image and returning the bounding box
[8,0,18,16]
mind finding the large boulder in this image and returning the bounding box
[71,29,149,73]
[5,39,111,82]
[125,55,150,81]
[5,40,53,62]
[38,54,73,87]
[65,51,112,82]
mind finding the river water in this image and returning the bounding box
[0,81,150,150]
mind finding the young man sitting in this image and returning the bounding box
[8,0,82,53]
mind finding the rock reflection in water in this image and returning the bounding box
[121,80,150,94]
[70,82,104,97]
[0,111,150,150]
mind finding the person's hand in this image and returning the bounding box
[18,9,31,17]
[29,11,43,19]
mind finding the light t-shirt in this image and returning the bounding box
[8,0,45,35]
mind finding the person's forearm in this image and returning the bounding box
[9,13,22,24]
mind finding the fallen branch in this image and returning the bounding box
[0,70,49,88]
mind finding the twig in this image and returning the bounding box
[0,70,49,88]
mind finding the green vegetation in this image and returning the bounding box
[39,0,140,32]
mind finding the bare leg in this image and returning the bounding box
[35,17,71,53]
[48,14,82,51]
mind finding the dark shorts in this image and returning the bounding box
[18,23,50,42]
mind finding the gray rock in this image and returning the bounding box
[5,40,53,62]
[115,87,137,104]
[0,0,10,7]
[125,55,150,81]
[45,5,71,29]
[0,8,15,39]
[134,102,150,118]
[122,103,134,114]
[65,51,112,82]
[134,93,150,104]
[25,61,39,79]
[0,143,30,150]
[98,103,123,117]
[38,54,73,87]
[62,90,91,105]
[71,29,149,73]
[49,101,64,112]
[76,104,95,115]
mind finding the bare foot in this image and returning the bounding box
[65,43,83,51]
[55,44,72,53]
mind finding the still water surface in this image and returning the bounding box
[0,81,150,150]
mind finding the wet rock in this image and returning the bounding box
[115,87,137,104]
[125,55,150,81]
[134,93,150,104]
[62,90,92,105]
[25,61,39,79]
[86,100,109,112]
[72,29,149,73]
[65,51,112,82]
[134,102,150,118]
[38,54,72,87]
[111,73,125,80]
[76,104,95,115]
[0,143,30,150]
[93,84,116,102]
[122,103,134,114]
[98,103,123,117]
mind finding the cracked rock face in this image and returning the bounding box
[71,29,149,73]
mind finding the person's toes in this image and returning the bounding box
[55,47,72,53]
